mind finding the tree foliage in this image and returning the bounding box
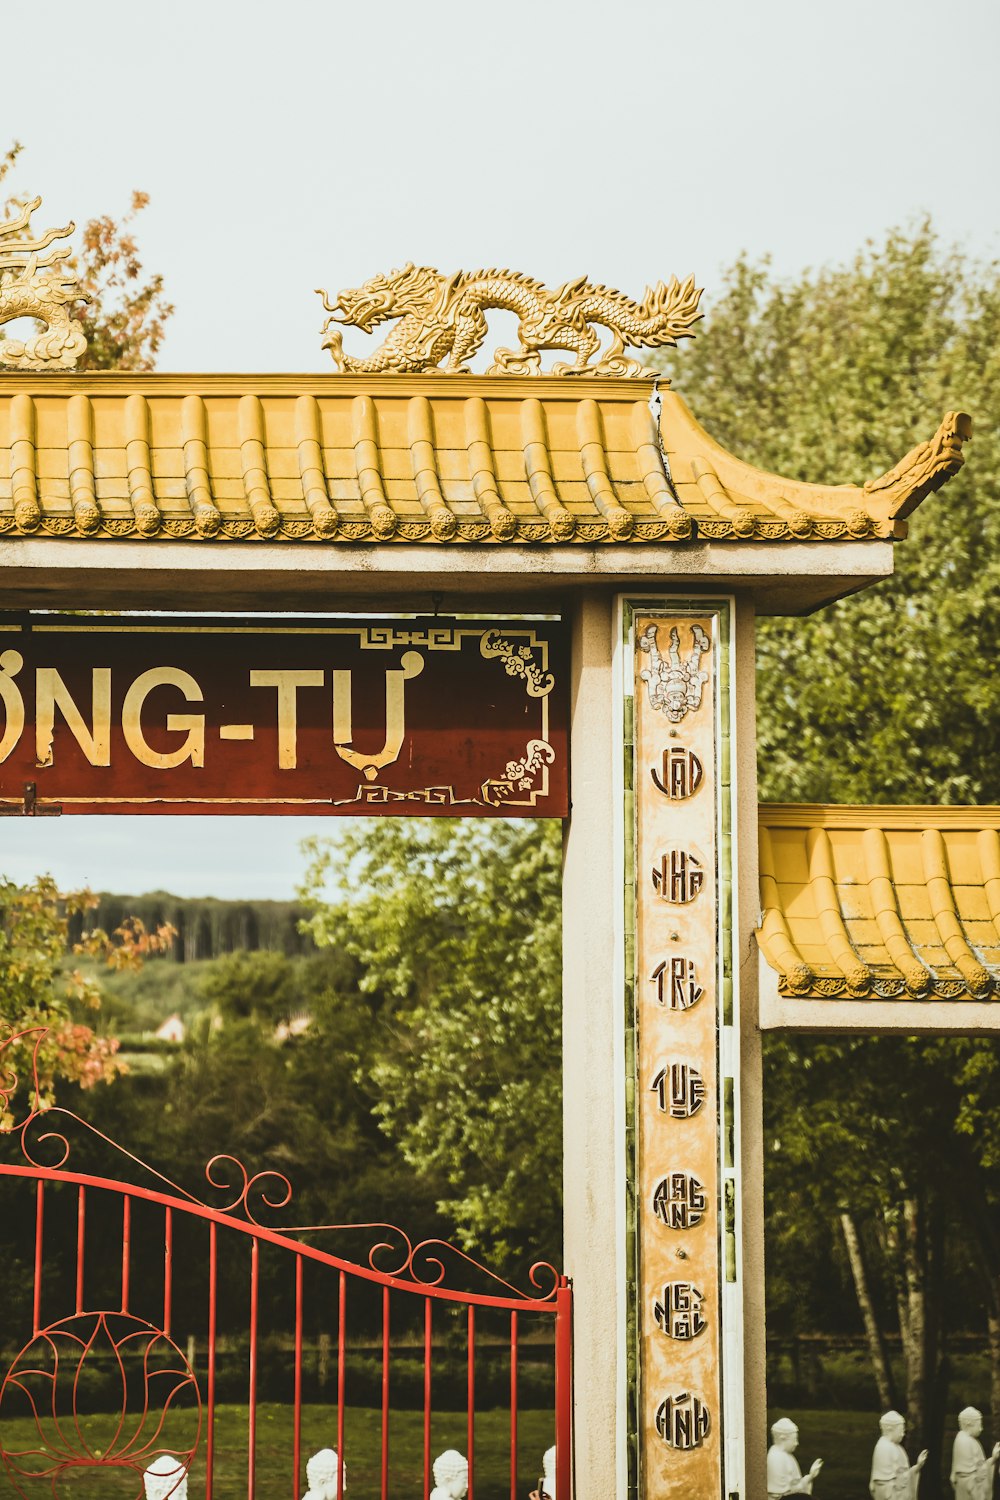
[299,819,562,1268]
[661,225,1000,803]
[764,1034,1000,1475]
[136,948,422,1232]
[1,943,451,1344]
[0,877,174,1114]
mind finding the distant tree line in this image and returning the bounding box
[66,894,316,963]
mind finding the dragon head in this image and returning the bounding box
[863,409,973,524]
[316,263,443,343]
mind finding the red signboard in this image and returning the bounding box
[0,618,568,817]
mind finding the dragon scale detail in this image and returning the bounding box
[317,265,703,377]
[0,197,87,371]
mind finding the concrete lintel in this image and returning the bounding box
[758,954,1000,1034]
[0,539,893,617]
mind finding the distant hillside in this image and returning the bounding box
[68,892,317,963]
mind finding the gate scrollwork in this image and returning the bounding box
[0,1311,200,1499]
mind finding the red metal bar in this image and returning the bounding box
[163,1205,173,1336]
[75,1185,86,1315]
[337,1270,346,1500]
[509,1310,518,1500]
[121,1194,131,1313]
[32,1180,43,1335]
[3,1157,569,1500]
[248,1237,259,1500]
[467,1305,476,1500]
[0,1163,544,1312]
[293,1255,303,1500]
[380,1285,390,1500]
[423,1297,432,1500]
[206,1221,217,1500]
[554,1280,573,1500]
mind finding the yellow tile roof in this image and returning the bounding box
[758,805,1000,1002]
[0,373,970,546]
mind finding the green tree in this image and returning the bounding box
[0,878,174,1114]
[199,949,306,1026]
[661,225,1000,803]
[299,818,563,1271]
[762,1035,1000,1489]
[72,950,450,1337]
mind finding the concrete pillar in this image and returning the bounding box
[562,592,765,1499]
[562,589,624,1500]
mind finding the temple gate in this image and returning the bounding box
[1,214,991,1499]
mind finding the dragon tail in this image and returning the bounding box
[631,274,704,346]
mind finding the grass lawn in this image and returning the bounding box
[0,1404,949,1499]
[0,1403,555,1500]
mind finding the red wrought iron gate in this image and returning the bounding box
[0,1029,572,1500]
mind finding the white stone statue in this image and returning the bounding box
[766,1416,822,1497]
[527,1444,556,1500]
[950,1407,1000,1500]
[143,1455,189,1500]
[869,1411,927,1499]
[429,1449,468,1500]
[302,1448,346,1500]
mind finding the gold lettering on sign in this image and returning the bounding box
[0,651,25,762]
[0,621,567,811]
[122,667,205,769]
[332,650,424,781]
[35,667,112,768]
[634,612,722,1498]
[249,669,325,770]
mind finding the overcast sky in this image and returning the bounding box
[2,0,997,897]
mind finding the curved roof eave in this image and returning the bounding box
[0,372,969,550]
[758,804,1000,1023]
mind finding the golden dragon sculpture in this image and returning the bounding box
[317,264,703,377]
[0,196,87,371]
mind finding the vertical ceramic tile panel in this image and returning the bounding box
[631,606,740,1499]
